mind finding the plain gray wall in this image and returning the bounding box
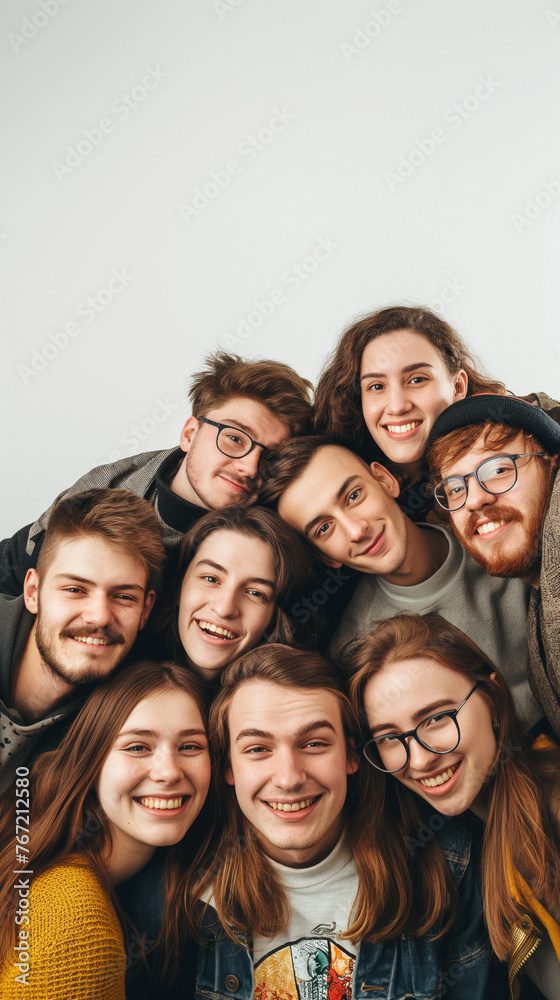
[2,0,559,535]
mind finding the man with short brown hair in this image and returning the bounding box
[0,488,163,791]
[0,352,313,595]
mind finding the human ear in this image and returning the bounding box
[179,416,199,455]
[225,763,235,786]
[369,462,400,499]
[23,569,39,614]
[140,590,156,628]
[453,370,468,401]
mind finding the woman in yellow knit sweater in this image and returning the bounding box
[347,613,560,1000]
[0,660,212,999]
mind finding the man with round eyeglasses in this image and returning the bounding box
[0,352,313,596]
[427,394,560,736]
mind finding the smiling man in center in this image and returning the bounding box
[194,643,502,997]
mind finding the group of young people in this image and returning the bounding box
[0,306,559,999]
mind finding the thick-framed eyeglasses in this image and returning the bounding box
[197,416,273,467]
[363,682,480,774]
[433,452,547,512]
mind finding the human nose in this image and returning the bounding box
[81,592,113,627]
[150,746,184,784]
[272,749,307,790]
[464,474,498,511]
[210,584,240,620]
[340,512,369,544]
[406,735,443,772]
[233,446,262,481]
[385,383,412,415]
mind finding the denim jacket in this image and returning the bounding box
[195,820,506,1000]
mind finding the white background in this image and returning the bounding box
[2,0,560,537]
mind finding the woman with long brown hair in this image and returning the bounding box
[156,505,316,682]
[0,660,212,999]
[313,305,557,521]
[347,612,560,999]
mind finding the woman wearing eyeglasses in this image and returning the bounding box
[347,612,560,1000]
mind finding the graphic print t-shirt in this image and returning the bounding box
[252,836,359,1000]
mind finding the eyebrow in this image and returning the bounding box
[218,418,255,436]
[360,362,435,381]
[117,728,207,739]
[194,559,275,588]
[303,475,361,537]
[234,720,337,744]
[52,574,145,592]
[369,699,457,735]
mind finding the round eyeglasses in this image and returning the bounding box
[197,416,273,469]
[363,682,480,774]
[433,453,547,512]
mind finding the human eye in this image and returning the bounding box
[114,593,139,603]
[375,732,400,747]
[62,586,84,595]
[314,521,332,540]
[347,487,363,505]
[365,381,385,392]
[201,574,219,584]
[303,739,330,751]
[180,741,208,754]
[123,744,149,754]
[423,712,450,729]
[247,588,271,602]
[408,375,429,385]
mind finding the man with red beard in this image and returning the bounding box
[427,395,560,735]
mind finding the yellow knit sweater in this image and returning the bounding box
[0,861,126,999]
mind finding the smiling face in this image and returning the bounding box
[277,445,412,577]
[24,536,154,687]
[177,529,276,681]
[362,657,497,817]
[173,396,290,509]
[440,430,554,583]
[97,687,211,870]
[360,331,467,475]
[225,679,357,867]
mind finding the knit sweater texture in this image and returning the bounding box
[0,862,125,999]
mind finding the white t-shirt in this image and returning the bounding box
[252,836,359,1000]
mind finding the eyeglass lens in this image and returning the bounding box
[365,714,460,772]
[435,456,517,511]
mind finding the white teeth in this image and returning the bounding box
[385,421,421,434]
[267,798,315,812]
[74,636,110,645]
[139,797,184,810]
[197,620,237,640]
[476,521,505,535]
[419,765,458,788]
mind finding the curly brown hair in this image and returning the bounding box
[313,306,504,458]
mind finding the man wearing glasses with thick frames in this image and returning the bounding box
[0,352,313,596]
[428,394,560,737]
